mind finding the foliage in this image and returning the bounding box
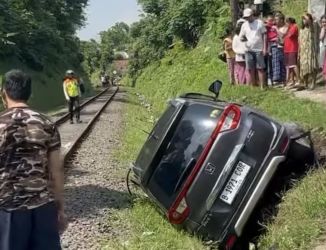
[127,0,229,82]
[0,0,88,70]
[0,0,93,111]
[80,39,101,76]
[90,0,229,82]
[279,0,307,23]
[98,22,130,71]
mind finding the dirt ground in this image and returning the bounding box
[292,85,326,105]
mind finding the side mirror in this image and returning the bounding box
[209,80,223,100]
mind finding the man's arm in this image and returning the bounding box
[62,82,69,101]
[48,148,67,233]
[263,33,267,55]
[260,21,267,55]
[320,27,326,41]
[239,23,246,41]
[48,149,64,211]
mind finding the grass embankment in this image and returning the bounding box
[0,57,94,112]
[99,27,326,249]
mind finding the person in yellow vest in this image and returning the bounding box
[63,70,81,124]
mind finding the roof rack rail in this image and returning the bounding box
[179,92,216,101]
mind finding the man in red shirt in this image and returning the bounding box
[284,17,299,87]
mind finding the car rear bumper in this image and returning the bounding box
[234,155,286,236]
[190,153,287,244]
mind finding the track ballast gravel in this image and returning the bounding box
[61,90,130,250]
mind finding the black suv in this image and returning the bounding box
[130,81,315,249]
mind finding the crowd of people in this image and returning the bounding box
[222,8,326,90]
[101,71,121,87]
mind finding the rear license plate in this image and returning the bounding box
[220,161,251,205]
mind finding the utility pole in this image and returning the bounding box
[230,0,239,27]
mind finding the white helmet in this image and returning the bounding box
[66,69,74,76]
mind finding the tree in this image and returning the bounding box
[80,39,101,75]
[0,0,89,70]
[230,0,239,27]
[126,0,225,79]
[89,0,227,83]
[98,22,131,70]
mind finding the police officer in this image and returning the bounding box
[63,70,82,124]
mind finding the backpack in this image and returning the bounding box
[79,83,85,94]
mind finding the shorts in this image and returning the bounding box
[0,202,61,250]
[284,52,298,68]
[245,51,266,70]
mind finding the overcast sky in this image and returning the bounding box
[77,0,141,41]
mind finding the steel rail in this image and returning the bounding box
[55,87,110,126]
[55,87,119,162]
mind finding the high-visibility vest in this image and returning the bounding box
[64,78,79,97]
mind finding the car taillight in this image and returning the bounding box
[225,235,237,250]
[168,198,190,224]
[221,108,240,131]
[215,105,241,136]
[168,105,241,225]
[280,136,289,154]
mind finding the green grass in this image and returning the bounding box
[259,168,326,250]
[280,0,307,22]
[103,199,206,250]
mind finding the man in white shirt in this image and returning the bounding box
[239,8,267,88]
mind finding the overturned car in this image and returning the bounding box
[128,81,316,249]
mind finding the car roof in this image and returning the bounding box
[175,94,230,109]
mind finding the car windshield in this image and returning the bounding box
[147,103,222,208]
[134,104,178,177]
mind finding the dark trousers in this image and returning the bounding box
[69,96,80,121]
[0,202,61,250]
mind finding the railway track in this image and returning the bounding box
[54,86,119,161]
